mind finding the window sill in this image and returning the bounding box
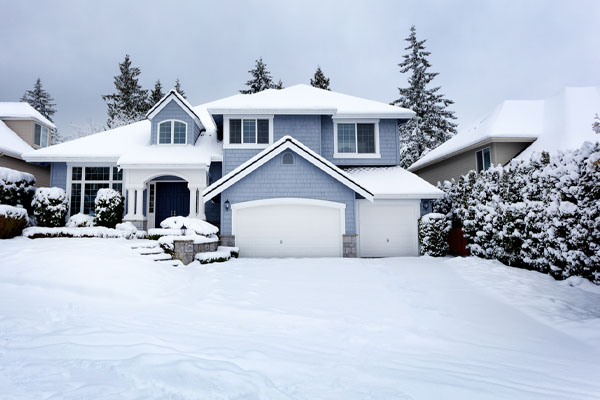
[224,143,271,150]
[333,153,381,159]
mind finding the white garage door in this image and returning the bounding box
[233,199,345,258]
[358,200,420,257]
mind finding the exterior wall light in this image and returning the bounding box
[180,224,187,236]
[225,199,231,211]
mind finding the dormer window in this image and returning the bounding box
[34,124,50,147]
[158,120,187,144]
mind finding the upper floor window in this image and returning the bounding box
[476,147,491,172]
[158,120,187,144]
[334,121,380,158]
[229,118,269,145]
[34,124,50,147]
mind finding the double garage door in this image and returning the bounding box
[232,198,420,258]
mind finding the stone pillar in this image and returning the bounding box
[220,235,235,247]
[342,234,358,258]
[173,239,194,265]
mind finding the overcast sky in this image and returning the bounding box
[1,0,599,138]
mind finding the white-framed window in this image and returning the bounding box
[69,166,123,215]
[333,120,380,158]
[476,147,491,172]
[158,120,187,144]
[34,124,50,147]
[224,115,273,149]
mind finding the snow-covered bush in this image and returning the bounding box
[23,226,146,240]
[31,187,68,227]
[94,188,124,228]
[66,213,95,228]
[0,204,28,239]
[195,250,231,264]
[218,246,240,258]
[419,213,450,257]
[0,167,36,210]
[160,216,219,236]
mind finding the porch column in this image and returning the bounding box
[188,185,205,220]
[134,187,144,218]
[125,188,135,218]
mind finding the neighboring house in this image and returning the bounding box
[0,102,55,186]
[24,85,442,257]
[409,86,600,185]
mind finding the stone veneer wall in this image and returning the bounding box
[343,234,358,258]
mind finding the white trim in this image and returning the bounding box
[157,119,188,145]
[209,108,337,115]
[202,136,374,202]
[146,92,202,128]
[223,115,274,149]
[66,164,124,215]
[475,146,491,172]
[333,119,381,159]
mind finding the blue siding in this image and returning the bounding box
[150,100,200,145]
[273,115,321,152]
[50,162,67,189]
[220,151,357,235]
[321,117,400,166]
[223,149,262,174]
[205,162,222,225]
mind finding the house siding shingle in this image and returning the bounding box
[205,161,222,225]
[0,155,51,187]
[150,100,201,145]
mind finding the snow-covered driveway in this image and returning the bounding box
[0,238,599,400]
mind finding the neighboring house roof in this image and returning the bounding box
[345,166,444,199]
[203,136,375,202]
[0,102,56,129]
[0,119,33,159]
[22,120,223,165]
[203,84,415,119]
[146,90,217,134]
[409,85,600,171]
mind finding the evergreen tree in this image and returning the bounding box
[50,130,65,145]
[593,114,600,134]
[393,25,457,168]
[150,80,165,104]
[174,78,186,99]
[102,54,149,128]
[240,57,283,93]
[21,78,57,122]
[310,66,331,90]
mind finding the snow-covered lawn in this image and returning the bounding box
[0,238,599,399]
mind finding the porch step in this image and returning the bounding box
[151,253,173,261]
[136,247,163,255]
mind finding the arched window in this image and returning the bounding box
[282,152,294,165]
[158,120,187,144]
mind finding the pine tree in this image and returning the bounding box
[21,78,57,122]
[50,130,65,145]
[102,54,149,129]
[174,78,186,99]
[593,114,600,135]
[150,80,165,104]
[310,66,331,90]
[240,57,283,94]
[392,25,457,168]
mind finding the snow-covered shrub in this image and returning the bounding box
[419,213,450,257]
[66,213,95,227]
[0,167,36,210]
[195,250,231,264]
[94,188,124,228]
[31,187,68,227]
[218,246,240,258]
[23,226,146,240]
[0,204,28,239]
[160,216,219,236]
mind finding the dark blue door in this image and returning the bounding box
[156,182,190,227]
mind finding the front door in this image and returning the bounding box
[155,182,190,227]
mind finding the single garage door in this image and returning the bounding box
[358,199,420,257]
[233,199,345,258]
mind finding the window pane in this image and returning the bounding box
[85,167,110,181]
[357,124,375,153]
[112,183,123,193]
[159,122,171,144]
[257,119,269,144]
[41,127,48,147]
[149,184,155,213]
[72,167,82,181]
[112,166,123,181]
[483,148,491,170]
[34,124,41,146]
[229,119,241,144]
[173,121,186,144]
[84,183,109,214]
[476,150,483,172]
[337,124,356,153]
[70,183,81,216]
[243,119,256,143]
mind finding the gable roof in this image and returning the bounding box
[0,102,56,129]
[202,136,374,202]
[409,85,600,171]
[202,84,415,119]
[345,166,444,199]
[0,119,33,159]
[146,90,217,134]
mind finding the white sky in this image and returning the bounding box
[1,0,599,138]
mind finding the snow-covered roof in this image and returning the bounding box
[146,90,217,135]
[203,136,375,202]
[0,119,33,159]
[0,102,56,129]
[409,85,600,171]
[23,119,222,165]
[203,84,415,119]
[345,166,444,199]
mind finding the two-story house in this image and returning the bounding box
[408,86,600,185]
[24,85,442,258]
[0,102,55,186]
